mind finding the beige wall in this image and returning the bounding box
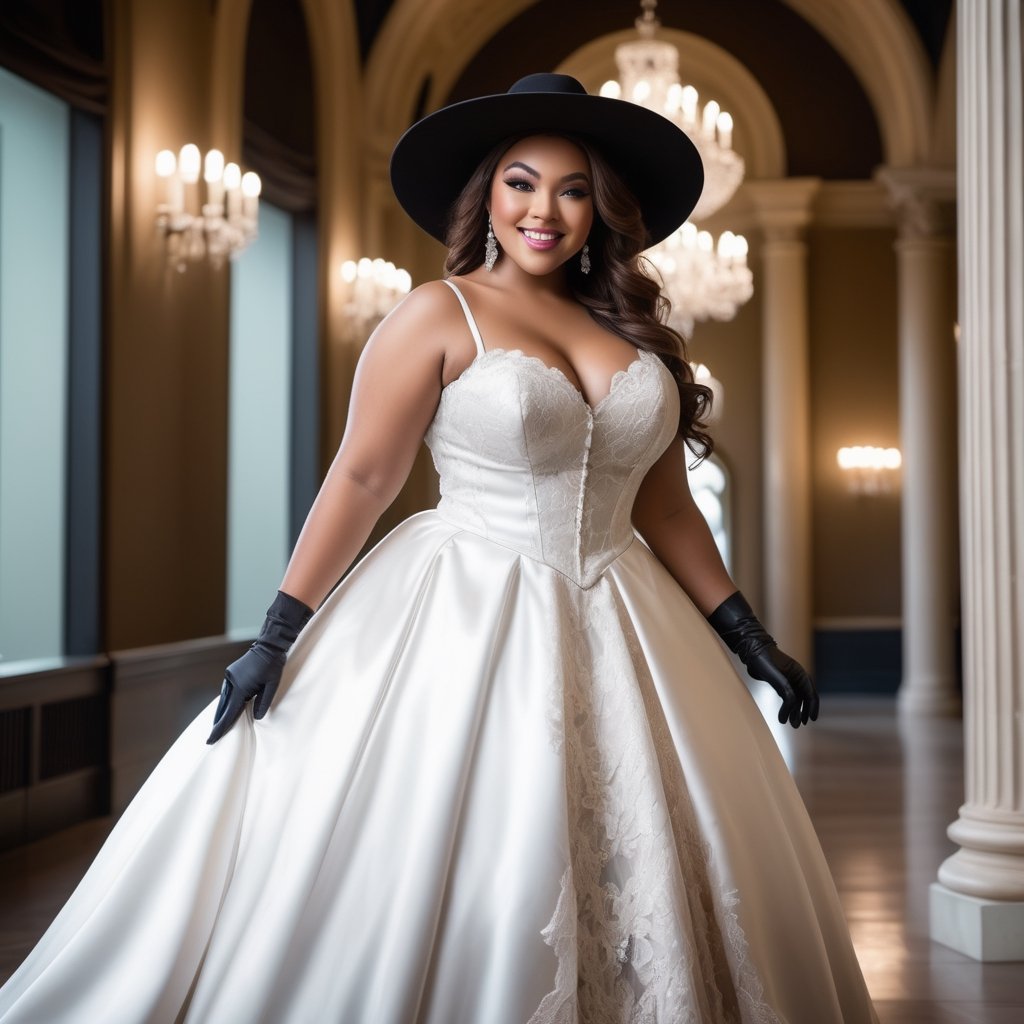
[106,0,229,649]
[687,225,902,625]
[808,227,901,622]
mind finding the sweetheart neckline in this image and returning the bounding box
[442,346,654,417]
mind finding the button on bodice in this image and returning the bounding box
[424,345,679,588]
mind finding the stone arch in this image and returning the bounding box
[781,0,932,166]
[209,0,364,449]
[365,0,933,170]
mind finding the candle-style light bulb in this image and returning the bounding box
[702,100,720,138]
[681,85,698,125]
[178,144,201,184]
[717,111,734,150]
[155,149,183,216]
[155,150,176,177]
[203,149,225,214]
[204,149,224,182]
[223,162,241,220]
[240,171,261,225]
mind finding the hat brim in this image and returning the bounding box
[389,90,704,249]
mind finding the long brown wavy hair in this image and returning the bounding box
[443,131,714,462]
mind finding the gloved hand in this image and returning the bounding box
[206,589,315,744]
[707,590,819,729]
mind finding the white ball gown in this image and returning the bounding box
[0,280,878,1024]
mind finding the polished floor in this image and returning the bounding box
[1,694,1022,1021]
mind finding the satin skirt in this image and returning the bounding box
[0,510,878,1024]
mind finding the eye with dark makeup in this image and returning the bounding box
[502,177,591,199]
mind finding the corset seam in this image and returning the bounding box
[515,371,548,567]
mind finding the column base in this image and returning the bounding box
[930,882,1024,961]
[897,679,961,716]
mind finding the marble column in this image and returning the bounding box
[876,167,960,716]
[747,179,821,670]
[929,0,1024,962]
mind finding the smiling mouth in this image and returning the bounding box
[519,228,563,241]
[516,228,565,249]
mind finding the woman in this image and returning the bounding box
[0,74,877,1023]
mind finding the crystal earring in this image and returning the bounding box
[580,242,591,275]
[484,216,499,271]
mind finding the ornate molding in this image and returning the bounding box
[875,165,957,240]
[744,178,822,240]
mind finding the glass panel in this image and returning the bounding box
[0,68,69,664]
[226,202,293,632]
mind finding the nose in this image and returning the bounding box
[528,187,559,221]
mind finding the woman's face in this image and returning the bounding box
[486,134,594,277]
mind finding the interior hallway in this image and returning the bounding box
[1,694,1021,1022]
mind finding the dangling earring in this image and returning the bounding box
[580,242,591,275]
[484,216,499,271]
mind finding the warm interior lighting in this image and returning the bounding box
[837,446,902,495]
[339,258,413,337]
[178,144,201,184]
[155,150,176,177]
[154,147,260,271]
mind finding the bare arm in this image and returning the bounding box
[631,435,736,615]
[634,435,819,727]
[278,281,460,610]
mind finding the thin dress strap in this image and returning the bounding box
[442,279,486,356]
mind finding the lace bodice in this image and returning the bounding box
[425,281,679,588]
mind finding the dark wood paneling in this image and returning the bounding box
[0,637,251,848]
[109,636,250,813]
[0,658,109,850]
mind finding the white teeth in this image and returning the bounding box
[522,229,560,241]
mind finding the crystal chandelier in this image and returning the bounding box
[600,0,753,336]
[644,224,751,337]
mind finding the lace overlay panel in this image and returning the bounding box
[531,581,782,1024]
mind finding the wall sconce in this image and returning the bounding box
[339,258,413,343]
[837,445,902,495]
[155,144,261,271]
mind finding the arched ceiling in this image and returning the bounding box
[353,0,952,69]
[446,0,878,179]
[242,0,317,210]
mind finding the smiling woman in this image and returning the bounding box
[0,73,876,1024]
[489,144,594,260]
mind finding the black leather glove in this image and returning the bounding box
[206,589,315,744]
[707,590,819,729]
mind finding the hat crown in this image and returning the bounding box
[507,73,588,97]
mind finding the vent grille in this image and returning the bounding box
[0,707,31,792]
[39,695,107,780]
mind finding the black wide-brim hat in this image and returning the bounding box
[389,73,704,249]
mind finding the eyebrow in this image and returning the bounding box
[502,161,591,185]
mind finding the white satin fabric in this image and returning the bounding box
[0,282,878,1023]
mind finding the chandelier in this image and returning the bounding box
[155,144,261,271]
[600,0,753,336]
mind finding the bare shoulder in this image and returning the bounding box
[361,278,467,364]
[371,278,455,335]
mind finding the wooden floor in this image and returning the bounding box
[1,695,1022,1020]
